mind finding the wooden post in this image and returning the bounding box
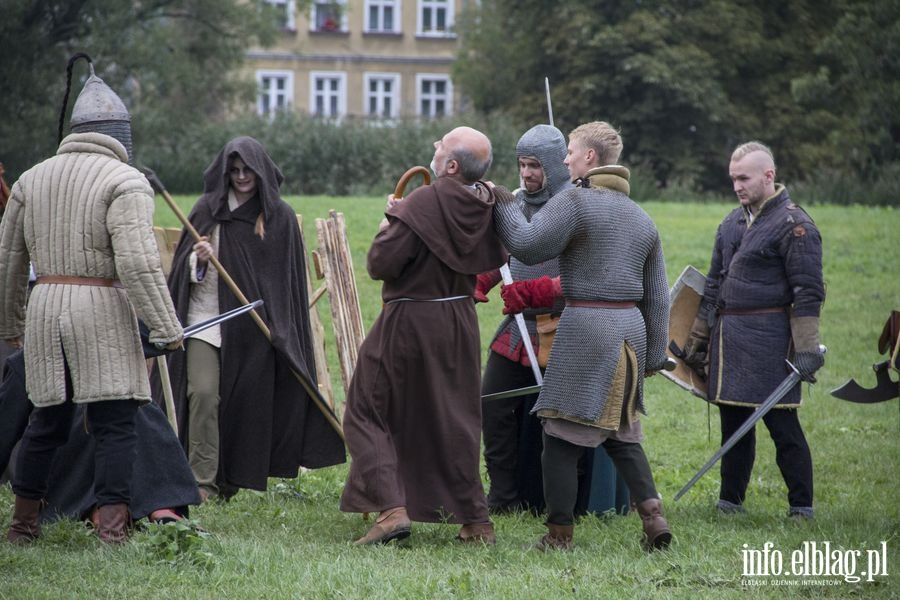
[297,214,335,412]
[315,210,365,395]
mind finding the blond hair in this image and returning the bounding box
[254,214,265,240]
[569,121,623,165]
[731,141,776,170]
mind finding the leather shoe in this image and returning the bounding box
[457,522,496,545]
[534,523,574,551]
[353,507,411,546]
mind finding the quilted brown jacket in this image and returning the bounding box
[0,132,182,406]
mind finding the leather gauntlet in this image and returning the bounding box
[791,315,824,382]
[681,316,710,377]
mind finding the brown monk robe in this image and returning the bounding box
[340,127,508,545]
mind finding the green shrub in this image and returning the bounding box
[792,163,900,207]
[137,113,899,206]
[138,112,524,196]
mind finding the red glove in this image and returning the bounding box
[501,276,561,315]
[474,271,500,303]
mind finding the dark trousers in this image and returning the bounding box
[481,352,544,509]
[718,404,813,508]
[543,432,657,526]
[12,364,138,507]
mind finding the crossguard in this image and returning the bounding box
[393,166,432,199]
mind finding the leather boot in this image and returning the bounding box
[97,503,131,545]
[636,498,672,551]
[7,496,42,544]
[353,507,411,546]
[457,522,496,545]
[534,523,574,551]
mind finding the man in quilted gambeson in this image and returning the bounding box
[0,56,182,544]
[682,141,824,519]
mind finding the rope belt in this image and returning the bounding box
[719,306,787,315]
[566,299,637,309]
[386,295,470,305]
[35,275,124,289]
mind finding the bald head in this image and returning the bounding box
[431,126,493,184]
[729,143,777,210]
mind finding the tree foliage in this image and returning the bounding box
[0,0,278,180]
[454,0,898,197]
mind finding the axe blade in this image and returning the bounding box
[831,362,899,403]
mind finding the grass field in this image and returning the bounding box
[1,196,897,599]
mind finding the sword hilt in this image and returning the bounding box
[785,344,827,375]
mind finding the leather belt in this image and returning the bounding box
[385,295,469,304]
[719,306,787,315]
[35,275,124,289]
[566,299,637,309]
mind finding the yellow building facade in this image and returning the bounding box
[248,0,472,120]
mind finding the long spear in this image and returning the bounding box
[141,168,345,441]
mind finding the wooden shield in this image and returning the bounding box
[661,265,709,400]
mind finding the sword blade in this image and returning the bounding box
[183,299,264,338]
[545,77,554,127]
[674,363,802,501]
[500,264,543,386]
[482,384,543,402]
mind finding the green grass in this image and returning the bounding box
[1,198,897,599]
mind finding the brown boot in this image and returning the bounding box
[457,522,496,545]
[534,523,574,551]
[636,498,672,551]
[97,503,131,545]
[7,496,42,544]
[353,507,411,546]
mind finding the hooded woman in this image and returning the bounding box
[157,137,345,501]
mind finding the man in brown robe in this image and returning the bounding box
[340,127,508,545]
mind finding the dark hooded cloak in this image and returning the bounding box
[1,349,200,522]
[154,137,345,493]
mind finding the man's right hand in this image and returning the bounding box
[164,338,184,352]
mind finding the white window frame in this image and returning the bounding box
[417,0,454,37]
[364,0,400,33]
[416,73,453,118]
[363,72,401,119]
[256,70,294,117]
[311,0,348,32]
[309,71,347,118]
[265,0,296,31]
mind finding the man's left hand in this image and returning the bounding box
[794,351,825,383]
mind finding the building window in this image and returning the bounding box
[365,0,399,33]
[310,71,347,118]
[264,0,296,31]
[312,0,347,32]
[416,74,453,117]
[417,0,454,36]
[257,70,294,116]
[364,73,400,118]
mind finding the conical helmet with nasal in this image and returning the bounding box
[70,62,133,161]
